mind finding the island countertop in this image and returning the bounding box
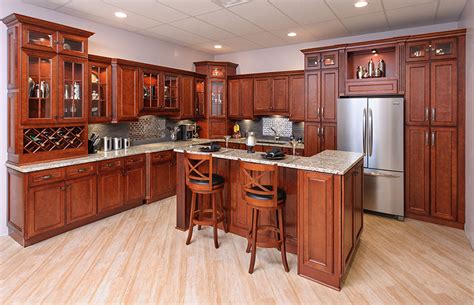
[174,146,364,175]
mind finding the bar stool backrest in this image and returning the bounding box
[184,152,213,192]
[239,160,279,208]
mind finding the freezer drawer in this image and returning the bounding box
[364,168,404,217]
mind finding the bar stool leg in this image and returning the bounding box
[278,207,289,272]
[219,191,229,233]
[212,193,219,249]
[197,194,202,231]
[249,209,259,274]
[186,192,197,245]
[246,208,254,253]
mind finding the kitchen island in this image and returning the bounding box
[174,146,364,290]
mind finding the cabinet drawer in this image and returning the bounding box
[66,163,97,178]
[151,151,174,163]
[125,155,146,167]
[98,159,123,173]
[345,79,398,95]
[29,168,65,187]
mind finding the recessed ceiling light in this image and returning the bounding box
[114,11,127,18]
[354,0,368,8]
[214,45,222,49]
[287,32,297,37]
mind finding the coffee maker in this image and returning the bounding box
[177,124,196,140]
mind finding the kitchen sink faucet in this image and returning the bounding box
[270,127,280,141]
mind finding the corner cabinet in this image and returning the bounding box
[3,13,94,165]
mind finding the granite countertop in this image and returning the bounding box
[174,146,364,175]
[5,139,359,175]
[214,137,305,150]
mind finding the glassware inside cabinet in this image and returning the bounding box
[143,72,159,109]
[90,65,107,118]
[28,30,53,48]
[27,55,52,119]
[195,78,205,117]
[63,60,84,118]
[211,80,224,116]
[164,74,178,109]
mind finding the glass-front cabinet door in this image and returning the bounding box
[321,51,339,69]
[89,61,111,122]
[58,32,88,58]
[406,40,431,61]
[210,79,225,117]
[22,49,57,125]
[305,54,321,69]
[58,55,87,123]
[22,25,58,53]
[432,38,457,60]
[141,71,160,112]
[163,73,179,111]
[195,78,206,118]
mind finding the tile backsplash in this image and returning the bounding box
[262,117,293,137]
[235,117,304,141]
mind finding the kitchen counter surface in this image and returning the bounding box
[174,146,364,175]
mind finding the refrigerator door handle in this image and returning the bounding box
[368,108,374,157]
[364,172,401,179]
[363,108,367,154]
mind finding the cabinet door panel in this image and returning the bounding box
[321,51,339,69]
[430,128,457,221]
[98,170,123,213]
[321,123,336,151]
[430,61,457,126]
[180,75,194,119]
[304,123,321,157]
[405,63,430,125]
[115,64,139,121]
[228,79,240,119]
[353,164,363,240]
[431,38,457,60]
[405,126,430,216]
[150,161,175,201]
[272,76,289,113]
[321,70,338,123]
[241,78,254,119]
[27,182,65,237]
[305,72,321,122]
[254,78,271,114]
[298,171,335,275]
[58,55,88,123]
[343,170,354,265]
[66,175,97,224]
[289,74,305,121]
[89,61,112,123]
[406,40,431,62]
[124,165,146,205]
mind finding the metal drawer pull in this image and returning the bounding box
[431,132,435,146]
[425,107,429,121]
[431,108,436,121]
[42,175,53,180]
[317,107,320,117]
[321,107,324,118]
[425,131,429,145]
[105,163,113,167]
[77,168,87,173]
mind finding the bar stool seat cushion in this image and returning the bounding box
[246,185,286,201]
[189,174,225,186]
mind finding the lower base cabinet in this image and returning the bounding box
[66,175,97,224]
[124,156,146,205]
[98,161,124,213]
[147,151,176,203]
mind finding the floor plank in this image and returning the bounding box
[0,196,472,305]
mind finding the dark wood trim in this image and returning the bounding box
[111,58,206,78]
[228,70,304,79]
[88,54,112,63]
[194,61,239,68]
[2,13,94,37]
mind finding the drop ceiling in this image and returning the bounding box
[22,0,467,54]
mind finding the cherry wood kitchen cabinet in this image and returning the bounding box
[146,151,176,204]
[194,77,206,118]
[89,55,112,123]
[406,37,457,62]
[304,122,336,157]
[65,172,97,225]
[139,68,161,114]
[97,159,124,213]
[228,78,254,120]
[304,69,338,123]
[253,76,289,115]
[289,74,305,121]
[178,75,195,119]
[112,59,140,122]
[123,155,146,205]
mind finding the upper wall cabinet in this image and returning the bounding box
[253,76,289,116]
[112,59,140,122]
[305,50,339,70]
[3,13,93,164]
[228,77,254,120]
[406,38,457,62]
[89,55,112,123]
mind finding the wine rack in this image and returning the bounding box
[23,126,85,154]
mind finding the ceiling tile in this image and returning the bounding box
[386,3,437,29]
[228,1,298,31]
[243,31,286,48]
[268,0,336,25]
[341,12,389,35]
[436,0,467,22]
[157,0,222,16]
[136,29,192,47]
[382,0,437,10]
[270,27,317,44]
[217,36,263,52]
[170,17,235,40]
[146,24,210,45]
[22,0,70,10]
[304,19,349,40]
[196,10,262,35]
[59,0,161,30]
[103,0,188,23]
[325,0,383,18]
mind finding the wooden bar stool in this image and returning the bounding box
[240,161,289,274]
[184,152,227,248]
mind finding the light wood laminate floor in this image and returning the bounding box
[0,196,472,305]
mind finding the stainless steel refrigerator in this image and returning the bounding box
[337,97,404,219]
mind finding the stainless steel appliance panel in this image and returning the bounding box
[364,168,404,217]
[367,98,404,171]
[337,98,368,166]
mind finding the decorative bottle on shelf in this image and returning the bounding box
[73,81,80,100]
[368,58,375,78]
[378,59,386,77]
